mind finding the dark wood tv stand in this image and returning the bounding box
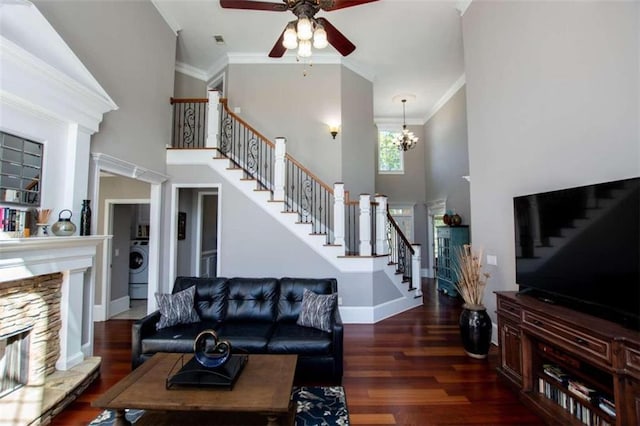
[495,291,640,426]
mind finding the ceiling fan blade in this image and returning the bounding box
[220,0,287,12]
[268,26,287,58]
[316,17,355,56]
[323,0,378,11]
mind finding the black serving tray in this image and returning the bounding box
[166,354,248,390]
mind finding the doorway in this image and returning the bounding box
[104,199,150,320]
[172,185,221,281]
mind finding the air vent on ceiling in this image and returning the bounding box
[213,35,225,45]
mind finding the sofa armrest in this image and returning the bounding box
[131,310,161,369]
[332,303,344,382]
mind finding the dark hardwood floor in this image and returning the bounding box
[51,279,543,425]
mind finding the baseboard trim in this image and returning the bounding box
[93,304,106,322]
[109,296,130,319]
[339,296,423,324]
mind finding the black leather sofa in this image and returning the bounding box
[132,277,343,383]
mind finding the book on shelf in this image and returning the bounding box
[543,363,570,385]
[538,377,614,426]
[568,380,598,402]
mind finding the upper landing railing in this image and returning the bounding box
[170,91,421,294]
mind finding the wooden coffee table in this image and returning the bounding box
[93,353,297,426]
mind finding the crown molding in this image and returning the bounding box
[456,0,473,16]
[91,153,168,184]
[197,52,375,84]
[150,0,180,35]
[175,61,208,82]
[423,74,465,124]
[1,36,118,133]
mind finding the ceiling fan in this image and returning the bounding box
[220,0,378,58]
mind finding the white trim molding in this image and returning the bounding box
[91,153,168,184]
[424,74,466,124]
[176,61,209,82]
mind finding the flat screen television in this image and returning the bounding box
[514,177,640,330]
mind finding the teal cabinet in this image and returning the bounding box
[436,226,469,297]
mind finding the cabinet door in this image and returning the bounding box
[499,317,523,386]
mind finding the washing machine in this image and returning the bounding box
[129,240,149,299]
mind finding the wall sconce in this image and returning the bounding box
[329,125,340,139]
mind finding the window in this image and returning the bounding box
[378,130,403,174]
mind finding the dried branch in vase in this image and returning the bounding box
[454,244,490,307]
[36,208,52,224]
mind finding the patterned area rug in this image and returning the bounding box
[89,386,349,426]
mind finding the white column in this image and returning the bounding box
[333,183,345,254]
[206,90,221,149]
[412,244,422,297]
[374,194,388,255]
[57,267,89,371]
[274,137,286,201]
[359,194,371,256]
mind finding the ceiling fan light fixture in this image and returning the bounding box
[313,25,328,49]
[298,39,312,57]
[283,24,298,49]
[296,16,313,40]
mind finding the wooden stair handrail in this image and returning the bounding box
[220,98,275,148]
[170,97,208,104]
[387,211,415,255]
[284,154,334,195]
[220,98,333,195]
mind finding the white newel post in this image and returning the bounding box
[206,90,221,149]
[359,194,372,256]
[333,183,345,253]
[274,137,286,201]
[375,194,388,255]
[412,244,422,297]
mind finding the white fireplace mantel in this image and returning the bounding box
[0,235,110,371]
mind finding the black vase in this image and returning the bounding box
[459,304,492,359]
[80,199,91,236]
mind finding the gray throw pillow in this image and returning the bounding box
[296,288,337,333]
[155,285,200,330]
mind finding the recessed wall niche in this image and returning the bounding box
[0,131,43,206]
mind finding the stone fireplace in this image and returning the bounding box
[0,237,107,425]
[0,273,63,390]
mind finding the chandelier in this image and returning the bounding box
[282,15,328,58]
[393,98,419,151]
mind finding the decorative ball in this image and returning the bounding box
[193,329,231,368]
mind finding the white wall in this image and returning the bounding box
[462,0,639,323]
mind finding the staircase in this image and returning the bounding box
[167,91,422,322]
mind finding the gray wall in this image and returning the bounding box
[424,86,470,224]
[163,164,401,307]
[177,188,195,277]
[341,66,376,196]
[112,204,133,300]
[462,0,639,323]
[34,0,176,173]
[226,63,376,194]
[174,71,207,98]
